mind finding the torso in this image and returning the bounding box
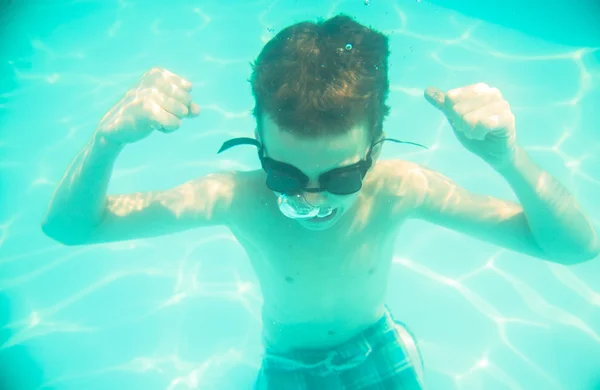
[228,161,417,353]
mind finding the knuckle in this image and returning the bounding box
[142,99,160,115]
[138,87,152,97]
[143,68,159,80]
[490,87,503,99]
[141,99,153,112]
[447,88,460,100]
[497,100,510,111]
[483,116,498,128]
[453,103,468,116]
[141,87,163,102]
[178,103,189,116]
[464,111,478,125]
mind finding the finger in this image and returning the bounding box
[470,122,490,141]
[462,112,487,141]
[487,111,515,137]
[163,69,193,92]
[452,114,478,139]
[424,86,446,112]
[463,102,508,140]
[453,92,503,116]
[189,102,201,117]
[153,108,182,133]
[462,82,490,95]
[160,95,190,119]
[155,77,193,107]
[446,83,488,108]
[147,89,189,118]
[146,99,182,133]
[171,85,193,107]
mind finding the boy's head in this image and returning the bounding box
[249,14,390,230]
[251,14,390,141]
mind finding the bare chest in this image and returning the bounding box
[224,163,413,349]
[231,200,399,316]
[258,226,392,281]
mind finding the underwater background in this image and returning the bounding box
[1,0,599,389]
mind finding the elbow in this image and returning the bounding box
[573,237,600,264]
[41,220,90,246]
[41,222,73,246]
[582,242,600,263]
[547,244,600,266]
[540,229,600,265]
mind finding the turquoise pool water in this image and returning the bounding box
[1,0,599,389]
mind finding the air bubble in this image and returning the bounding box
[345,43,353,50]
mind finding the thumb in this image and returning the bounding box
[424,86,446,112]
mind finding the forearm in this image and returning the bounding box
[42,132,124,233]
[494,146,599,262]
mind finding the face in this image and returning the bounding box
[260,114,374,231]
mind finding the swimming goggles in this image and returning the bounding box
[217,137,428,196]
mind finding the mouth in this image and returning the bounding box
[308,208,338,222]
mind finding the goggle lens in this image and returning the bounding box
[323,170,363,195]
[266,169,362,195]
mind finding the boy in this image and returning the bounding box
[41,14,598,389]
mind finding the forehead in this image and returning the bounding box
[261,115,371,174]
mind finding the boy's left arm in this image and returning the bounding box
[395,83,599,265]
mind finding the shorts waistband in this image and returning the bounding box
[261,308,399,372]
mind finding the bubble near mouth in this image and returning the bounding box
[310,208,337,222]
[317,208,334,218]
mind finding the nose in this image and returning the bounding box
[302,191,328,206]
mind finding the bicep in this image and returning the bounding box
[391,162,549,259]
[84,171,238,244]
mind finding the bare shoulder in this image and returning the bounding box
[224,168,272,219]
[228,169,268,202]
[107,170,243,225]
[108,169,265,226]
[368,159,430,216]
[58,169,263,245]
[369,159,426,194]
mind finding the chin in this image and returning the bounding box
[296,207,344,231]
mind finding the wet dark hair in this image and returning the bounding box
[250,14,391,141]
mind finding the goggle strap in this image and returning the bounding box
[217,137,262,154]
[218,137,428,154]
[374,138,429,150]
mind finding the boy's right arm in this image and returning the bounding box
[41,67,238,246]
[41,135,237,246]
